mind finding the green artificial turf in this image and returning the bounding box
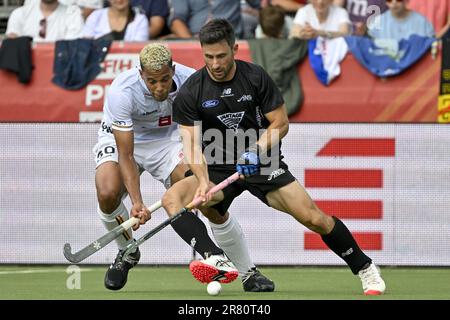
[1,265,449,300]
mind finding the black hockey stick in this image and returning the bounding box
[122,172,240,258]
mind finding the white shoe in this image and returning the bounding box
[189,254,239,284]
[358,263,386,295]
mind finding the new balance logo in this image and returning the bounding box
[341,248,354,257]
[237,95,252,102]
[221,88,234,97]
[217,112,245,132]
[267,168,285,181]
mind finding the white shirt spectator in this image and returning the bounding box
[58,0,76,5]
[6,1,84,42]
[293,3,350,31]
[77,0,103,9]
[82,8,149,41]
[25,0,102,7]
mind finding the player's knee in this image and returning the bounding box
[201,207,228,224]
[97,188,121,213]
[302,210,330,234]
[162,190,181,216]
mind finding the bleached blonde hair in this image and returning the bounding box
[139,43,172,71]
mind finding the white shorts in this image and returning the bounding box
[93,135,184,189]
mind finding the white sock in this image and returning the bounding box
[97,202,134,250]
[209,215,255,278]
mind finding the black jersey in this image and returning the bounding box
[173,60,285,166]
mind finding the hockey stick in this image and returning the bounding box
[122,172,240,257]
[63,200,162,263]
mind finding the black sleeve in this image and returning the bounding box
[173,84,200,126]
[255,65,285,115]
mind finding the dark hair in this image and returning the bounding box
[260,5,285,38]
[199,19,235,47]
[128,5,136,23]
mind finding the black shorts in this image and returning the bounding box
[208,161,296,215]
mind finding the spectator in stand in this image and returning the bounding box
[77,0,103,21]
[168,0,260,39]
[290,0,351,40]
[241,0,260,39]
[271,0,306,12]
[408,0,449,38]
[333,0,387,35]
[367,0,435,41]
[26,0,103,21]
[104,0,170,39]
[269,1,305,20]
[256,4,288,38]
[265,0,306,35]
[23,0,39,5]
[260,4,287,38]
[25,0,73,4]
[83,0,149,41]
[6,0,84,42]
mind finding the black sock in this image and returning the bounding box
[171,211,223,258]
[321,216,371,274]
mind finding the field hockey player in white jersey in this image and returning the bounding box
[93,43,267,292]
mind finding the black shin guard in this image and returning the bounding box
[321,216,371,274]
[171,211,223,258]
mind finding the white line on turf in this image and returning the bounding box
[0,268,93,275]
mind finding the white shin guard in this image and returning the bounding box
[97,202,134,250]
[209,215,255,278]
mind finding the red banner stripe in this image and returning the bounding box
[304,232,382,250]
[305,169,383,188]
[317,138,395,157]
[315,200,382,219]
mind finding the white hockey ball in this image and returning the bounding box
[207,281,222,296]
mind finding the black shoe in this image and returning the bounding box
[242,268,275,292]
[104,247,140,290]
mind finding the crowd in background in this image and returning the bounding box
[3,0,450,43]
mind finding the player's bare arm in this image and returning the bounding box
[113,129,150,228]
[179,124,212,203]
[255,104,290,153]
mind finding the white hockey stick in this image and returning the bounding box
[63,200,162,263]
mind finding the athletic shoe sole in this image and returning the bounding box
[189,260,238,284]
[364,290,383,296]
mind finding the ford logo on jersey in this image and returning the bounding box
[202,100,220,108]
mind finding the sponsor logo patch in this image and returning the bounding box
[221,88,234,97]
[202,100,220,109]
[217,112,245,132]
[237,95,252,102]
[267,168,286,181]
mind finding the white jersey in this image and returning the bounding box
[99,63,195,142]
